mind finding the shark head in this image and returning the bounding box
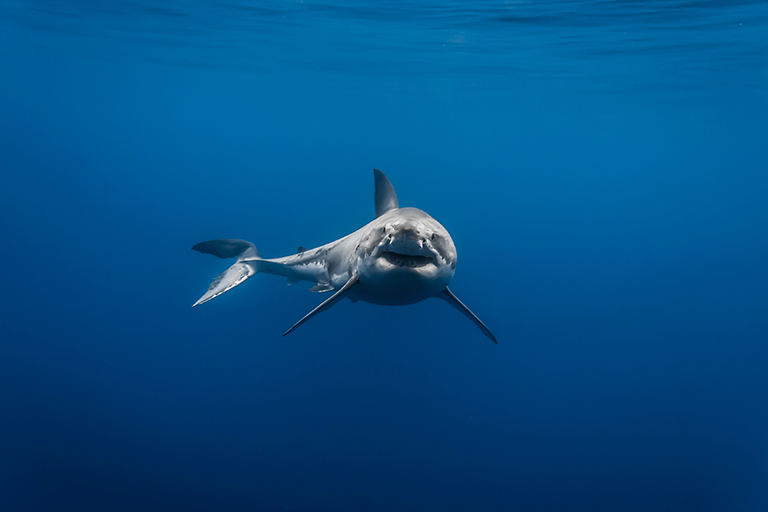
[355,207,457,305]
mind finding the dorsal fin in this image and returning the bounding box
[374,168,399,218]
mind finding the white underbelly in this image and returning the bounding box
[353,268,451,305]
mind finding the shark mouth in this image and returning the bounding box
[381,251,435,268]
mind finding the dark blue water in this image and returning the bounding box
[1,1,767,511]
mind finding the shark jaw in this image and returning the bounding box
[354,207,457,305]
[380,231,438,269]
[381,251,434,268]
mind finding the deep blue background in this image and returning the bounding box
[1,1,767,511]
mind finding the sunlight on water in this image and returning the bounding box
[2,0,767,93]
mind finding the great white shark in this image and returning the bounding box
[192,169,496,342]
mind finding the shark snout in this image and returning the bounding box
[382,226,434,257]
[373,226,440,271]
[365,213,456,273]
[387,236,427,256]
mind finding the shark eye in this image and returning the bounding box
[381,227,386,234]
[431,233,436,241]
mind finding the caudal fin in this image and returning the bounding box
[192,239,260,307]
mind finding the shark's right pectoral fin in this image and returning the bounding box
[282,273,359,336]
[440,287,497,343]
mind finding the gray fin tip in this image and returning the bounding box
[442,287,498,344]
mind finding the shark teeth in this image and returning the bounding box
[381,251,435,268]
[385,237,426,256]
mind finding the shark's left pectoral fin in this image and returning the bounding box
[282,273,360,336]
[440,287,497,343]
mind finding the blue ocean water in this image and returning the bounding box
[1,1,767,510]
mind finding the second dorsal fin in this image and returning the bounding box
[374,168,399,218]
